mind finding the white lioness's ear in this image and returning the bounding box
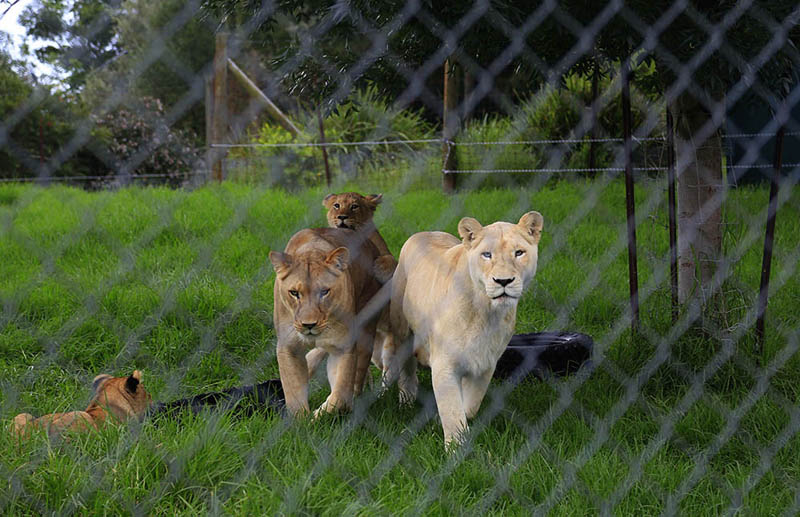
[92,374,112,392]
[269,251,293,275]
[518,211,544,244]
[325,247,350,273]
[458,217,483,247]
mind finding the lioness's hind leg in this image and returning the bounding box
[462,370,493,419]
[353,323,377,396]
[398,351,418,405]
[306,348,327,381]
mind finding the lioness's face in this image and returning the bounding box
[270,247,351,339]
[323,192,382,230]
[458,212,544,306]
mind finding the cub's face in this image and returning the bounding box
[323,192,382,230]
[458,212,544,306]
[269,247,352,340]
[92,370,152,419]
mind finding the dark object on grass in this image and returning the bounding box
[148,379,285,419]
[494,332,593,382]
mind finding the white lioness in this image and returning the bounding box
[388,212,543,447]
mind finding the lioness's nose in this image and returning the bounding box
[301,322,318,330]
[337,215,348,220]
[493,277,514,287]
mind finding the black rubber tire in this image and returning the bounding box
[494,331,593,382]
[149,379,285,419]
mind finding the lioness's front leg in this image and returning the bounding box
[431,360,468,449]
[277,344,310,416]
[353,322,378,396]
[316,348,356,415]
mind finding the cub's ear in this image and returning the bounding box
[365,193,383,210]
[269,251,293,275]
[322,193,337,208]
[518,211,544,244]
[92,374,112,393]
[458,217,483,247]
[125,373,140,394]
[325,247,350,273]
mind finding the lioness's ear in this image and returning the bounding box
[269,251,293,275]
[365,193,383,210]
[125,373,140,394]
[458,217,483,247]
[92,374,112,393]
[518,211,544,244]
[323,193,336,208]
[325,247,350,273]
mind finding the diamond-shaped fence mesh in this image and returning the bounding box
[1,0,800,514]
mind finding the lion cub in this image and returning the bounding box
[12,371,152,439]
[270,228,383,416]
[388,212,543,448]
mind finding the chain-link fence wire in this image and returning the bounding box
[2,0,800,513]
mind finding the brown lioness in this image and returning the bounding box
[388,212,543,448]
[270,228,382,416]
[306,193,397,382]
[12,371,152,439]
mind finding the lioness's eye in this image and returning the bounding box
[320,288,330,297]
[333,203,340,209]
[515,250,525,257]
[289,289,300,298]
[481,252,492,259]
[351,204,359,210]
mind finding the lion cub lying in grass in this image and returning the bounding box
[389,212,544,448]
[12,371,152,439]
[270,227,383,416]
[306,192,397,383]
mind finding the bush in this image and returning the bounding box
[92,97,200,185]
[228,86,436,188]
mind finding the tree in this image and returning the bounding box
[19,0,124,89]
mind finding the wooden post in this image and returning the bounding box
[755,125,785,355]
[227,58,300,137]
[211,32,229,182]
[205,73,214,182]
[621,61,639,332]
[667,109,679,323]
[442,57,459,193]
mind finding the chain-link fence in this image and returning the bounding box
[2,0,800,514]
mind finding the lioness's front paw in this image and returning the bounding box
[313,395,350,418]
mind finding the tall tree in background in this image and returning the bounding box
[19,0,123,89]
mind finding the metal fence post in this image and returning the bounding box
[755,125,785,355]
[667,109,679,323]
[621,60,639,333]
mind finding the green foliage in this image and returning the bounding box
[229,87,434,187]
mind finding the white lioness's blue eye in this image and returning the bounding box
[515,249,525,257]
[320,288,330,297]
[481,252,492,259]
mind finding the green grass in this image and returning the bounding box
[0,179,798,515]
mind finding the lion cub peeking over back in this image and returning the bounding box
[12,371,152,440]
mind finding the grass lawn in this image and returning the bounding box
[0,178,798,515]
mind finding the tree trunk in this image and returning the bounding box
[672,93,723,310]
